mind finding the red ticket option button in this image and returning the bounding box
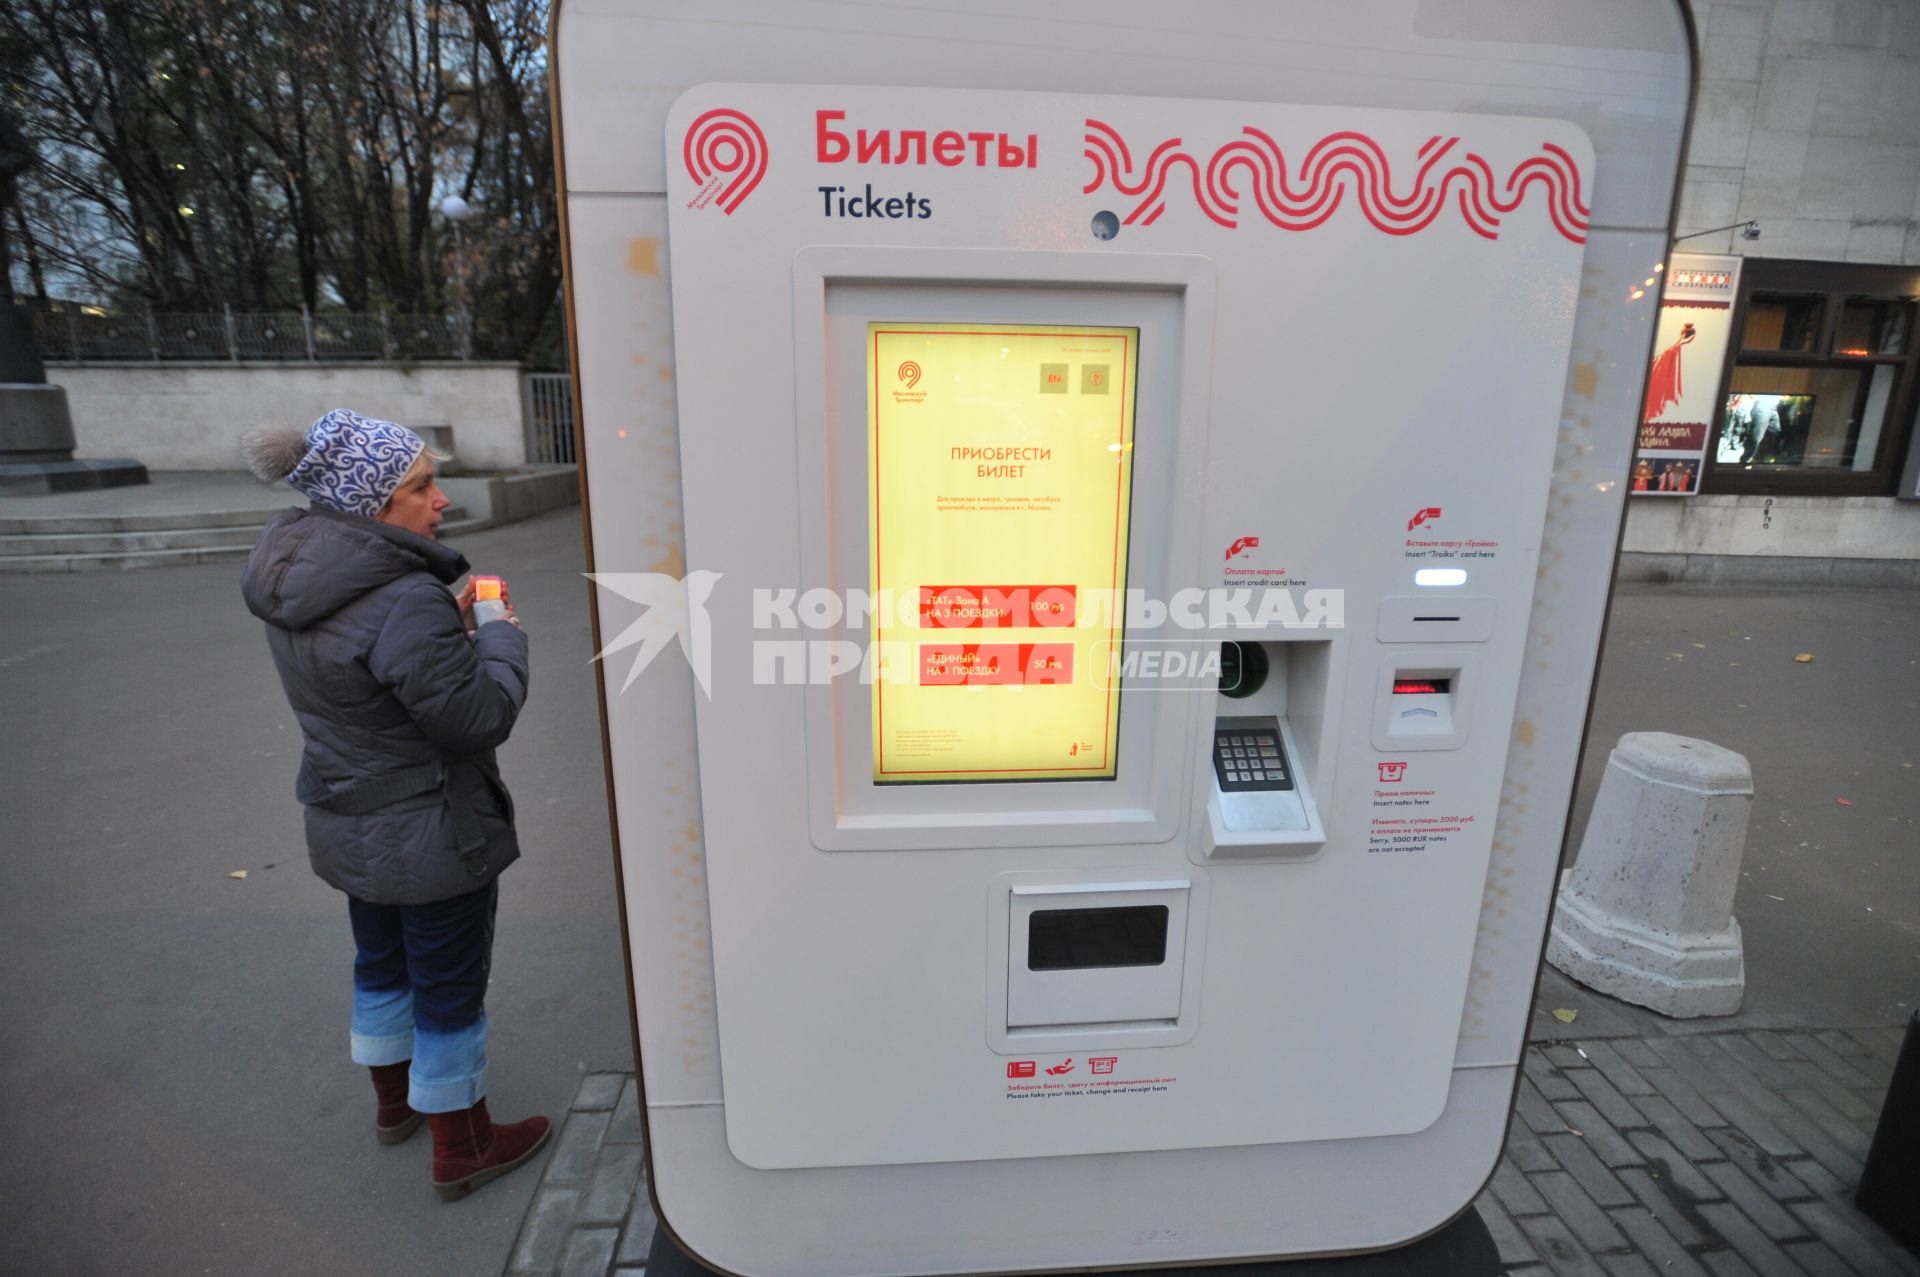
[918,585,1077,629]
[919,643,1075,686]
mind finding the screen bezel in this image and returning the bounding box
[789,248,1216,852]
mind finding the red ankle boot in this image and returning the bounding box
[428,1099,551,1201]
[370,1062,424,1144]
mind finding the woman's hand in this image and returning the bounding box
[491,579,518,628]
[457,577,519,631]
[455,578,478,633]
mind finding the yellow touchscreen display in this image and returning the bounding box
[868,322,1138,783]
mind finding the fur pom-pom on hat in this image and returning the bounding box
[240,422,312,484]
[238,409,426,517]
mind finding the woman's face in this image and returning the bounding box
[377,459,450,539]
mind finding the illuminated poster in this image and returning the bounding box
[869,322,1138,782]
[1635,253,1742,497]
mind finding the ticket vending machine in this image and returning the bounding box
[554,4,1694,1272]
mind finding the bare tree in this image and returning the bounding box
[3,0,562,357]
[448,0,558,356]
[0,102,39,306]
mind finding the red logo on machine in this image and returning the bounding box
[1090,1057,1118,1075]
[897,360,923,389]
[1082,120,1589,244]
[1225,535,1260,561]
[1045,1058,1076,1076]
[1378,761,1408,783]
[1408,507,1443,530]
[683,108,768,214]
[1007,1061,1036,1079]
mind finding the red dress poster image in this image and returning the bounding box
[1634,255,1739,496]
[1642,322,1695,422]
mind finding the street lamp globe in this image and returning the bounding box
[440,195,471,221]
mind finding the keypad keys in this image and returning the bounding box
[1212,720,1294,793]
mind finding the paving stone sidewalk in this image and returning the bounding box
[507,1026,1916,1277]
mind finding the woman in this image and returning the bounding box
[239,408,549,1201]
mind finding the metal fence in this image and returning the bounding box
[525,372,576,465]
[31,305,471,363]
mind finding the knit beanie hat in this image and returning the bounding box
[240,409,426,517]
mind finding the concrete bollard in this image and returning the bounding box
[1547,732,1752,1018]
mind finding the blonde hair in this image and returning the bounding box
[399,449,437,486]
[373,445,452,514]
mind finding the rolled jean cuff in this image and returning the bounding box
[350,985,415,1066]
[350,1028,415,1067]
[409,1014,489,1113]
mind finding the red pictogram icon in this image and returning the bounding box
[1045,1058,1076,1076]
[1007,1061,1036,1079]
[1378,761,1408,783]
[1408,507,1443,531]
[1091,1057,1117,1075]
[1225,535,1260,561]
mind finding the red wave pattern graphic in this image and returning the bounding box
[1082,120,1589,243]
[684,109,769,214]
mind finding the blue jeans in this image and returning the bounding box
[347,883,497,1113]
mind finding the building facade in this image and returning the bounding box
[1623,0,1920,584]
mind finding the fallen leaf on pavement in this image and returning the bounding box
[1794,653,1814,662]
[228,870,248,879]
[1836,798,1853,806]
[1551,1009,1578,1023]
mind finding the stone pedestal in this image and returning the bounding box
[0,305,148,495]
[1547,732,1752,1018]
[0,381,77,458]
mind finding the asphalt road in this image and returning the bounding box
[0,509,630,1276]
[1,508,1915,1275]
[1565,581,1920,1033]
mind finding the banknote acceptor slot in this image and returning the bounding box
[1372,652,1476,752]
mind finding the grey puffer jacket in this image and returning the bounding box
[241,504,530,904]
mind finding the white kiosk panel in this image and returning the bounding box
[555,2,1693,1270]
[663,84,1587,1170]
